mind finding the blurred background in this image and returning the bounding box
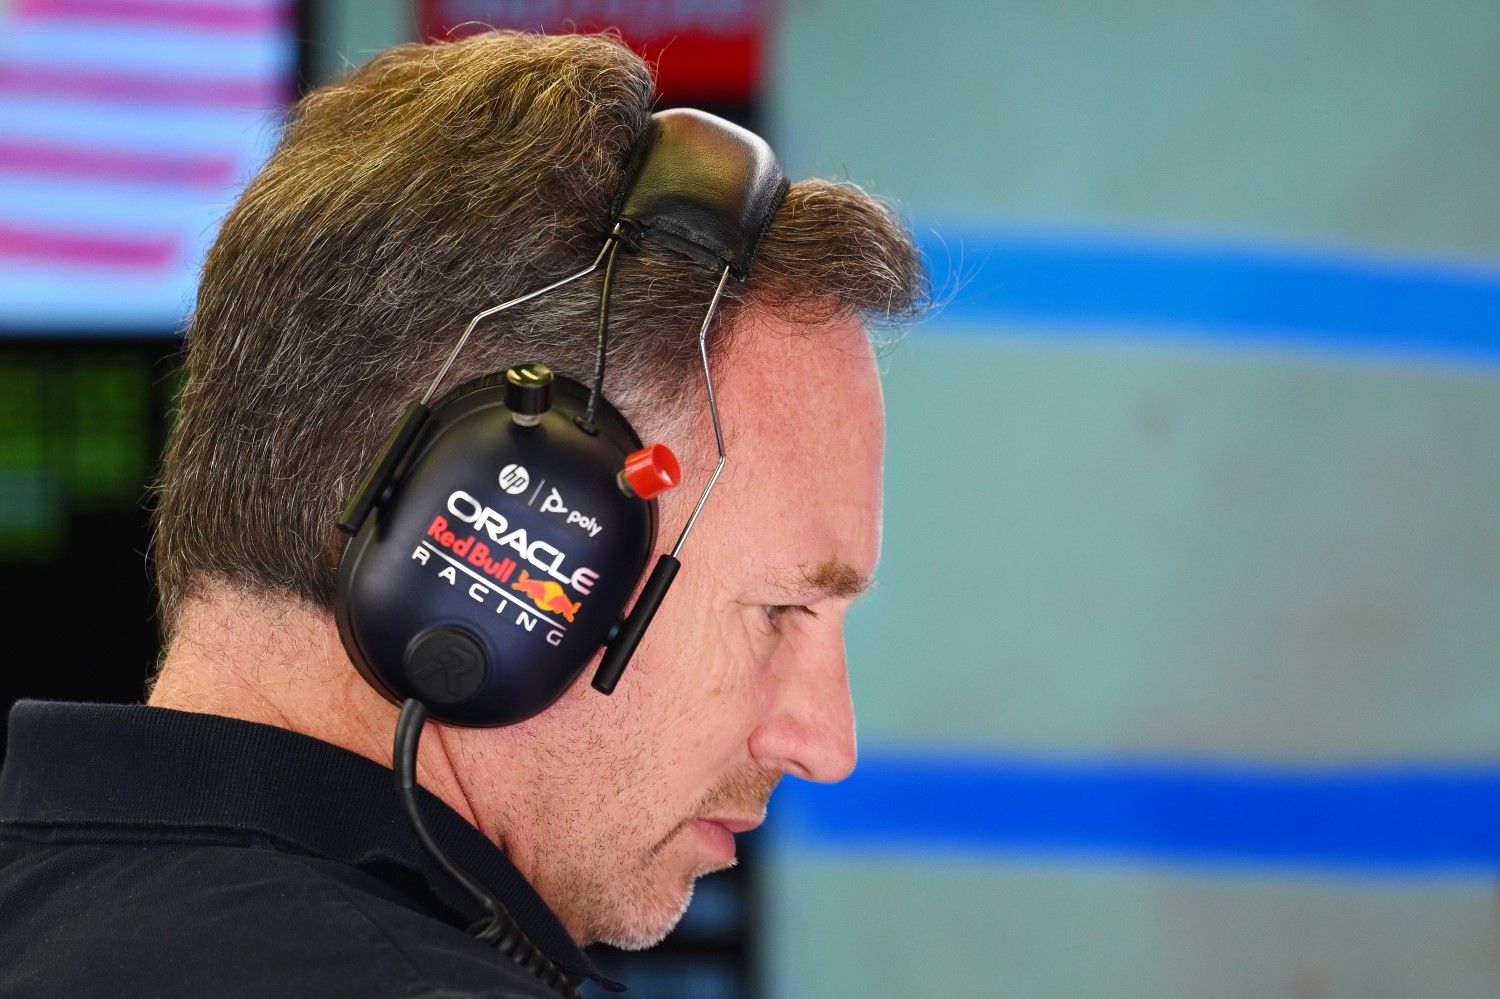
[3,1,1499,996]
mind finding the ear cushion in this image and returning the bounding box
[334,373,658,726]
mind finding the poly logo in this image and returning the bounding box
[538,486,605,538]
[498,464,530,495]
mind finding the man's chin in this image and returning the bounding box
[591,879,694,951]
[590,860,734,951]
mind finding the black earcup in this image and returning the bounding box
[335,373,658,726]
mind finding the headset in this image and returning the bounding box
[330,108,789,996]
[334,108,787,727]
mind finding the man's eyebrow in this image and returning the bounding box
[774,559,874,602]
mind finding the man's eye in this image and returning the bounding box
[763,604,816,628]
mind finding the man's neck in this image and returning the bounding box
[149,585,481,830]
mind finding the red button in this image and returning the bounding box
[622,444,681,499]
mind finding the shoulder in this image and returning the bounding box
[0,838,558,998]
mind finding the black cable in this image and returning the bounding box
[582,235,622,428]
[394,699,580,999]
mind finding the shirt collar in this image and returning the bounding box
[0,700,623,992]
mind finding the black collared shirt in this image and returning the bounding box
[0,701,623,998]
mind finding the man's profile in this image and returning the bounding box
[0,30,922,997]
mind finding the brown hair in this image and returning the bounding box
[152,31,924,633]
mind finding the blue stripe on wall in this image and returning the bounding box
[920,228,1500,361]
[771,753,1500,875]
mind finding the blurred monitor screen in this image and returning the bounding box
[0,0,297,336]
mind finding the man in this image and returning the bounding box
[0,31,922,997]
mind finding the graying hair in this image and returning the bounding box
[151,31,925,634]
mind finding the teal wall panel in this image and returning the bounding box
[766,1,1500,995]
[772,0,1500,259]
[856,331,1500,759]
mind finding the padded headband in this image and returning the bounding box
[610,108,789,279]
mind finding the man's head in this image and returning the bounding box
[151,32,923,947]
[497,309,886,947]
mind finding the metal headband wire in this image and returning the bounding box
[670,264,733,559]
[416,239,732,560]
[419,240,613,406]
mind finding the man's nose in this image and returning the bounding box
[747,629,857,783]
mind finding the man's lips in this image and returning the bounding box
[687,815,764,864]
[700,814,764,834]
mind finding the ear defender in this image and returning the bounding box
[336,366,682,726]
[333,109,787,727]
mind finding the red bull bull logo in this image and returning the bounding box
[512,570,582,623]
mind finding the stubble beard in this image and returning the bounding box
[553,764,782,951]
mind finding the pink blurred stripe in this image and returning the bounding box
[0,64,288,109]
[0,140,236,186]
[13,0,292,33]
[0,223,175,268]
